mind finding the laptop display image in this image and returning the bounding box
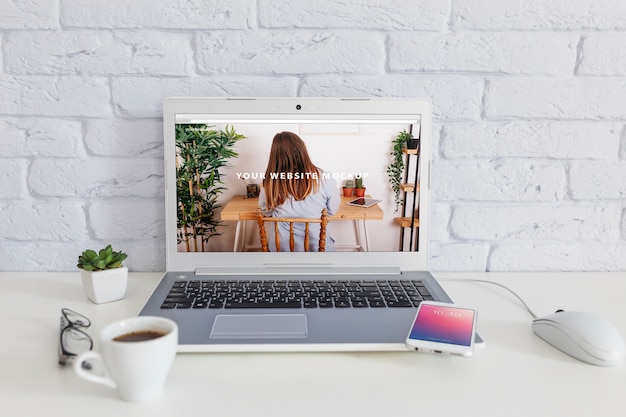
[139,97,479,351]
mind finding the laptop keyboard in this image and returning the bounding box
[160,279,434,310]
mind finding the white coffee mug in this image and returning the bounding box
[74,316,178,402]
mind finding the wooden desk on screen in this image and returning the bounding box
[220,195,383,251]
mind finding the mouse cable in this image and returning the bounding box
[438,278,538,319]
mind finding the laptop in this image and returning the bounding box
[139,97,480,352]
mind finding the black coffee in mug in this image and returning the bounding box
[113,330,166,342]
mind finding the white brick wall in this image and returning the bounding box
[5,31,194,76]
[389,33,578,74]
[1,0,625,272]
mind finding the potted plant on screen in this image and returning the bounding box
[175,124,245,252]
[77,245,128,304]
[355,176,366,197]
[342,179,355,197]
[387,129,416,212]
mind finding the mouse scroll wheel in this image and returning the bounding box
[555,309,564,313]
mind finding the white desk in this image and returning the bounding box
[1,271,625,416]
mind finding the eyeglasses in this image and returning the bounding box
[58,308,93,367]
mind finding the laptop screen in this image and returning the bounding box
[163,98,431,272]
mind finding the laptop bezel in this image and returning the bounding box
[163,97,431,272]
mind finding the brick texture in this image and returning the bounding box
[0,0,624,272]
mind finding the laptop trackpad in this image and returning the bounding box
[210,314,308,339]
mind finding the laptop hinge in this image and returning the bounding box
[195,265,401,276]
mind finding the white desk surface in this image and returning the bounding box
[1,271,625,417]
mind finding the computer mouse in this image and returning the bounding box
[532,310,625,367]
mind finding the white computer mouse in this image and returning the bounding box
[532,310,625,367]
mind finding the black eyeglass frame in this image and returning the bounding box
[58,308,93,366]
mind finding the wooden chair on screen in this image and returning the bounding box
[256,207,329,252]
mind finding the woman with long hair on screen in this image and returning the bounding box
[259,131,340,251]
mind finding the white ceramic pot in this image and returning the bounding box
[80,266,128,304]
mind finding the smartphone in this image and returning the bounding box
[405,301,478,356]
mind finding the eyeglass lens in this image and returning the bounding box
[61,327,92,356]
[59,308,93,366]
[62,308,91,328]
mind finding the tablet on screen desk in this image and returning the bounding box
[346,198,382,208]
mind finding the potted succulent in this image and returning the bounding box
[77,245,128,304]
[342,179,355,197]
[355,176,366,197]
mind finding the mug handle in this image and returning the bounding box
[73,351,117,389]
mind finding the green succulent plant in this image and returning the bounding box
[344,179,355,188]
[355,177,364,189]
[77,245,127,271]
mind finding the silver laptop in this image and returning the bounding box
[139,97,477,352]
